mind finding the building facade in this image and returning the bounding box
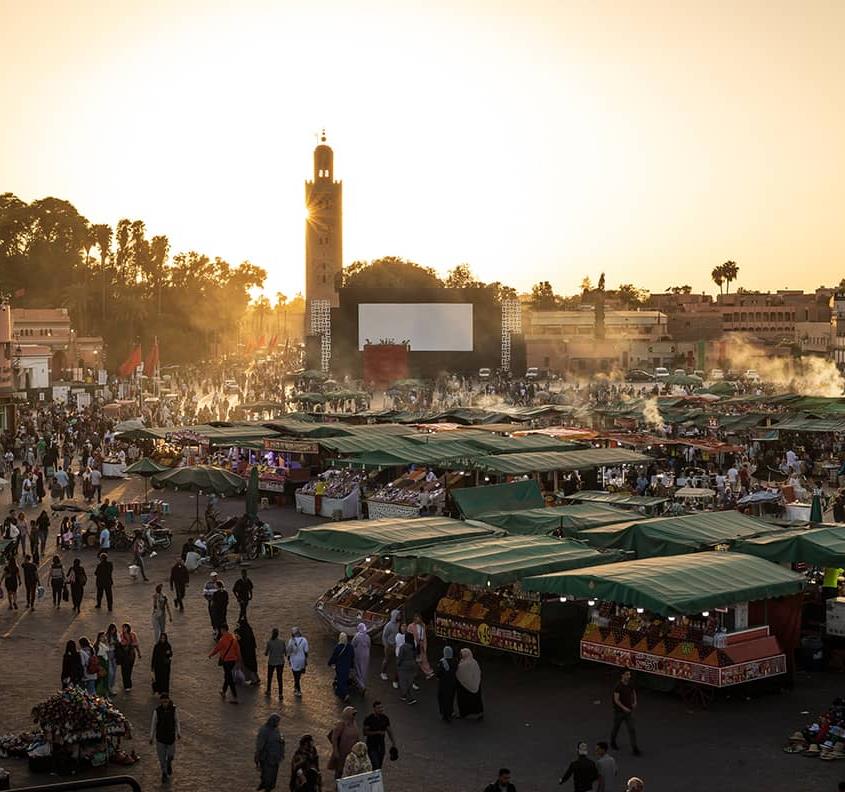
[305,132,343,322]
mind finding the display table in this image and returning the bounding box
[102,461,127,478]
[296,489,360,519]
[366,501,421,520]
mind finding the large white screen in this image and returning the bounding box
[358,303,473,351]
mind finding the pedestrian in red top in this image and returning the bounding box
[209,623,241,703]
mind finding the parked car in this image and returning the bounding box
[673,368,687,376]
[525,367,539,380]
[625,369,654,382]
[709,369,724,380]
[224,379,239,393]
[478,367,491,381]
[743,369,761,383]
[693,370,705,379]
[654,367,670,379]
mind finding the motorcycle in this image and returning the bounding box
[140,518,173,551]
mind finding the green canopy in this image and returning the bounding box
[246,466,260,521]
[522,552,805,616]
[563,490,670,510]
[452,480,544,519]
[735,525,845,566]
[240,401,286,412]
[124,457,169,476]
[391,535,622,588]
[152,465,247,496]
[578,510,782,556]
[270,516,501,564]
[471,448,652,475]
[477,504,642,536]
[665,373,703,386]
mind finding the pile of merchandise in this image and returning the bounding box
[299,469,367,499]
[0,731,41,759]
[32,688,131,745]
[783,698,845,759]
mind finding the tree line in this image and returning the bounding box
[0,193,266,367]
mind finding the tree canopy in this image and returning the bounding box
[0,192,266,367]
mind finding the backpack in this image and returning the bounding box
[86,651,99,675]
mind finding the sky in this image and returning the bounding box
[2,0,844,299]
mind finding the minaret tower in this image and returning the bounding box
[305,131,343,314]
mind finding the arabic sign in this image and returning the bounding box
[264,438,320,454]
[435,613,540,657]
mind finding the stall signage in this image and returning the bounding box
[258,478,286,493]
[435,613,539,657]
[165,431,209,445]
[264,438,320,454]
[580,640,786,687]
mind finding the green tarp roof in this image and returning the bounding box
[471,448,652,475]
[270,516,501,564]
[578,510,784,556]
[475,504,641,536]
[522,552,805,615]
[772,415,845,433]
[563,491,670,509]
[391,535,622,588]
[735,525,845,566]
[452,480,545,519]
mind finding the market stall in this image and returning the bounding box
[366,470,463,519]
[101,458,127,478]
[523,553,804,701]
[561,490,670,516]
[471,503,640,536]
[391,534,623,659]
[295,469,366,519]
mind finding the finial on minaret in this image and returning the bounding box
[320,129,326,143]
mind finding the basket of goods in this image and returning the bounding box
[31,688,130,746]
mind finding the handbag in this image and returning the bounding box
[62,584,69,602]
[36,585,45,600]
[233,666,246,686]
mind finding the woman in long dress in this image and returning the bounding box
[328,706,360,780]
[408,613,434,679]
[327,632,355,703]
[436,645,458,721]
[236,618,260,685]
[455,648,484,719]
[151,632,173,694]
[351,622,371,693]
[396,632,418,704]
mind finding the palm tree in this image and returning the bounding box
[149,235,170,315]
[711,266,724,295]
[721,260,739,293]
[92,224,112,321]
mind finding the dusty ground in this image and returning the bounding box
[0,478,842,791]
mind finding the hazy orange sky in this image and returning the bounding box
[2,0,843,299]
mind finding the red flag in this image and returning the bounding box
[257,334,266,348]
[144,339,159,375]
[267,335,278,350]
[118,345,142,378]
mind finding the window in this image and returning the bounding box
[740,312,747,322]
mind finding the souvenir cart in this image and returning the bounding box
[100,455,127,478]
[256,463,287,494]
[11,688,136,774]
[295,469,365,519]
[316,557,446,637]
[523,552,805,706]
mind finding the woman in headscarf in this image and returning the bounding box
[255,713,285,792]
[455,648,484,719]
[351,623,371,694]
[289,734,320,791]
[436,645,458,722]
[342,741,372,778]
[236,618,260,685]
[380,609,401,685]
[61,640,83,688]
[151,632,173,695]
[408,612,434,679]
[396,632,418,705]
[327,632,355,703]
[328,705,359,779]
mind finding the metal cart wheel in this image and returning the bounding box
[678,681,716,709]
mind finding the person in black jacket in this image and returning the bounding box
[560,743,598,792]
[21,554,39,609]
[149,693,181,783]
[169,559,189,612]
[95,552,114,611]
[210,581,229,639]
[233,568,253,620]
[484,768,517,792]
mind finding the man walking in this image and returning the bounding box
[210,580,229,639]
[89,466,102,503]
[559,742,598,791]
[363,700,396,771]
[169,558,189,612]
[149,692,181,784]
[611,670,641,756]
[484,768,517,792]
[95,552,114,611]
[233,568,253,620]
[380,609,401,687]
[21,554,39,609]
[99,522,111,552]
[132,533,149,582]
[595,742,618,792]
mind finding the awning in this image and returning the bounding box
[475,504,641,536]
[452,480,545,519]
[522,552,805,616]
[391,535,622,588]
[563,490,670,509]
[578,510,784,556]
[470,448,652,475]
[269,516,501,564]
[735,525,845,566]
